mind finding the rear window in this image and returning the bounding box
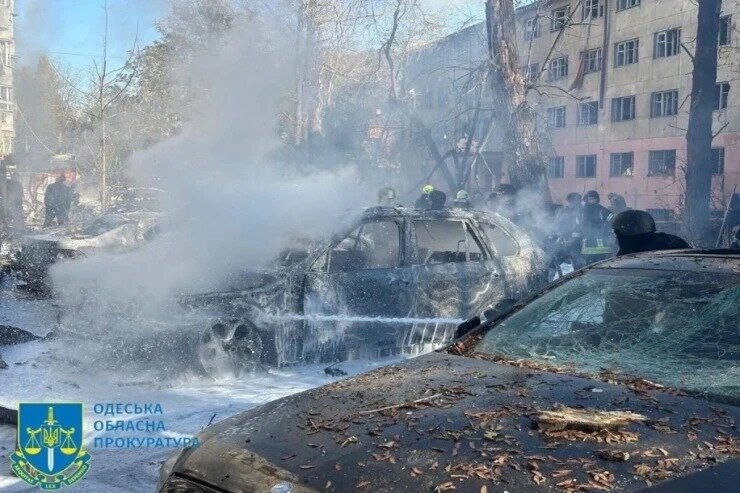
[474,269,740,401]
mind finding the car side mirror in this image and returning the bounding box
[454,316,481,339]
[483,298,517,322]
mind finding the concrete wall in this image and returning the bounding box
[0,0,14,156]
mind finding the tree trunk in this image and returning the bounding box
[684,0,721,245]
[485,0,549,199]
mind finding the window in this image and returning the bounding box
[324,220,400,272]
[719,15,731,46]
[547,106,566,128]
[0,86,11,102]
[578,101,599,126]
[711,148,725,175]
[550,56,568,80]
[0,111,9,124]
[523,17,540,40]
[0,41,10,66]
[548,156,565,179]
[651,89,678,117]
[715,82,730,110]
[648,150,676,177]
[617,0,640,10]
[611,96,636,121]
[582,48,602,73]
[481,222,519,257]
[610,152,634,177]
[654,28,681,58]
[551,7,570,31]
[413,219,486,264]
[615,39,639,66]
[583,0,604,20]
[523,62,540,80]
[576,155,597,178]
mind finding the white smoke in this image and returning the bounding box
[49,12,370,364]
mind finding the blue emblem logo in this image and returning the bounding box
[11,403,91,490]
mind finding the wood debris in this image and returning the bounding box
[536,407,647,432]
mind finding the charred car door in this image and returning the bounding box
[302,218,414,361]
[407,218,507,349]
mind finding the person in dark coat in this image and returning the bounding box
[429,190,447,210]
[580,190,614,263]
[612,210,691,256]
[44,174,73,227]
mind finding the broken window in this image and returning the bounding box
[614,39,639,66]
[413,219,485,265]
[551,7,570,31]
[474,269,740,400]
[654,28,681,58]
[325,220,400,273]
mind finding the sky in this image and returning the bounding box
[13,0,486,75]
[14,0,167,72]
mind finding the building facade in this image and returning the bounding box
[0,0,13,157]
[519,0,738,216]
[407,0,739,216]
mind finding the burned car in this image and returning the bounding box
[11,211,162,292]
[192,206,548,372]
[159,250,739,492]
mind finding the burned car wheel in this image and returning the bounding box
[197,319,263,376]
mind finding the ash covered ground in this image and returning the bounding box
[0,280,399,492]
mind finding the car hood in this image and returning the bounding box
[169,352,739,492]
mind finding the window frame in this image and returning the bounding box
[654,28,681,58]
[609,152,634,177]
[614,38,639,67]
[611,95,636,122]
[576,155,597,178]
[647,150,677,177]
[523,17,541,40]
[547,106,567,128]
[616,0,640,11]
[711,147,725,175]
[582,0,604,20]
[650,89,679,117]
[715,82,730,110]
[582,47,603,73]
[318,219,403,273]
[548,156,565,179]
[719,15,731,46]
[550,7,570,31]
[549,55,569,80]
[578,101,599,126]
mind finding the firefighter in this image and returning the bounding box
[612,210,691,256]
[415,184,434,210]
[580,190,613,263]
[429,190,447,210]
[554,192,584,268]
[377,186,398,206]
[453,190,471,209]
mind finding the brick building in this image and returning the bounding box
[407,0,739,217]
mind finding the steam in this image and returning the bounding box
[48,11,369,371]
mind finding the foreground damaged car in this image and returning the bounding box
[159,250,739,492]
[190,206,548,371]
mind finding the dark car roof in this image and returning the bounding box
[173,352,740,493]
[591,249,740,275]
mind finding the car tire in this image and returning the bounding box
[197,318,264,377]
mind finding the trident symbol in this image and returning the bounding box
[24,406,78,472]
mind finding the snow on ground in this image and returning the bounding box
[0,285,397,492]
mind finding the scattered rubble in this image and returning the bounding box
[0,324,41,345]
[535,406,648,432]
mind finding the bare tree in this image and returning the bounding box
[684,0,721,244]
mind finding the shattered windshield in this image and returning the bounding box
[475,269,740,400]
